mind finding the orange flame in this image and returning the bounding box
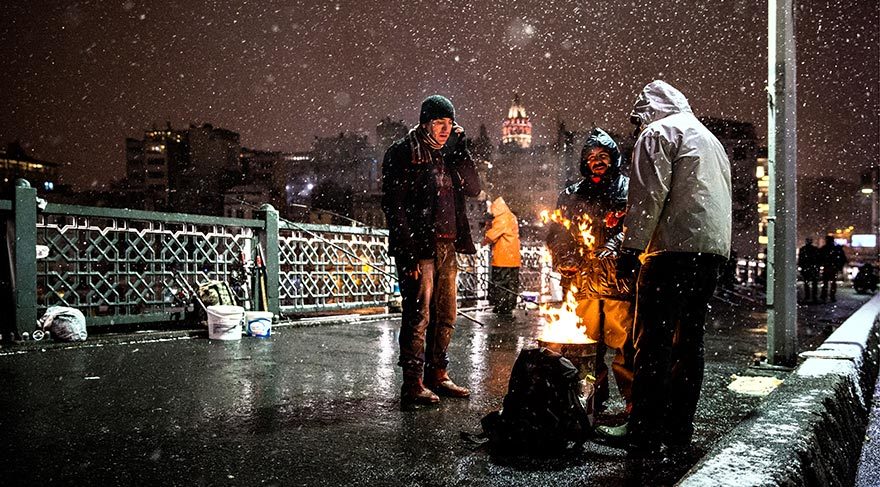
[538,286,594,344]
[540,209,596,249]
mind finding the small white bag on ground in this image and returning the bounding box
[38,306,87,342]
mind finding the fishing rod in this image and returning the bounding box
[230,197,490,327]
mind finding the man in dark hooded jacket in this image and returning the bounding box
[545,127,635,414]
[381,95,482,406]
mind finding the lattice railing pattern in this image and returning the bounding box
[29,201,552,322]
[457,245,490,301]
[277,223,395,311]
[520,245,552,294]
[37,212,254,320]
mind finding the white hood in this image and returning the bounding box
[623,81,732,258]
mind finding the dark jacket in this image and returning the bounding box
[797,242,820,279]
[546,128,633,301]
[381,135,481,269]
[820,241,847,277]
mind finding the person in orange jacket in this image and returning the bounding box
[483,196,522,316]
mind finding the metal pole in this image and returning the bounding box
[874,167,879,264]
[766,0,798,366]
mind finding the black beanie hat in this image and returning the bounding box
[419,95,455,124]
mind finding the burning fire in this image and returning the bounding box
[539,286,594,344]
[539,209,596,249]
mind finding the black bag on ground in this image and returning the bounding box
[479,347,592,454]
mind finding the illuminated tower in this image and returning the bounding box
[501,94,532,148]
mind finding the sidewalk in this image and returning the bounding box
[0,288,871,486]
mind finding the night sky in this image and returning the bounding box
[1,0,877,190]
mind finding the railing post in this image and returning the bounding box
[257,204,281,317]
[13,180,38,340]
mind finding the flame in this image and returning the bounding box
[538,286,594,344]
[540,209,596,249]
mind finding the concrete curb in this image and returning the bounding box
[678,294,880,486]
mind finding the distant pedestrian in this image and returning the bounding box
[545,127,635,415]
[797,237,821,303]
[483,196,522,316]
[381,95,482,406]
[819,235,847,302]
[597,80,732,455]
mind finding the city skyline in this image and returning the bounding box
[1,0,877,190]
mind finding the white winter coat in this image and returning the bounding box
[623,80,732,259]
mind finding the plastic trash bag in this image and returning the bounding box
[38,306,87,342]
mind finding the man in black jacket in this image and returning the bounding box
[381,95,482,406]
[545,128,635,414]
[819,235,847,302]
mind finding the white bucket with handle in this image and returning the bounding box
[206,305,244,341]
[245,311,273,338]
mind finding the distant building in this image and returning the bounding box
[488,97,562,242]
[700,117,761,259]
[375,117,408,153]
[125,123,240,215]
[501,94,532,149]
[223,184,271,219]
[312,132,377,195]
[555,120,579,188]
[125,123,187,211]
[756,147,769,260]
[1,141,60,196]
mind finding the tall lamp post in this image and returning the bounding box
[766,0,798,367]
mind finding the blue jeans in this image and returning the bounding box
[397,241,459,371]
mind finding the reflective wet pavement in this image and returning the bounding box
[0,288,870,486]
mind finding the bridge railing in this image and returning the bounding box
[1,184,551,338]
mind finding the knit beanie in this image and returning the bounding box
[419,95,455,124]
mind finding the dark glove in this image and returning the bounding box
[443,125,467,158]
[616,249,642,281]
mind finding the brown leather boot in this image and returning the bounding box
[401,370,440,405]
[425,368,470,398]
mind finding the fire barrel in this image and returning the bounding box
[537,339,598,381]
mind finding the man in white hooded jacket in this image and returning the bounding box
[597,80,731,455]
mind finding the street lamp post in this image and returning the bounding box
[766,0,798,367]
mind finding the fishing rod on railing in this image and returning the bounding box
[229,197,491,327]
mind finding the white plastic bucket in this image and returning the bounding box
[206,305,244,341]
[245,311,273,338]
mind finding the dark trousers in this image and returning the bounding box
[821,270,839,302]
[397,241,459,372]
[628,253,724,447]
[802,278,819,302]
[489,266,520,314]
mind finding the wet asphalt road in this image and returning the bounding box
[0,288,870,487]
